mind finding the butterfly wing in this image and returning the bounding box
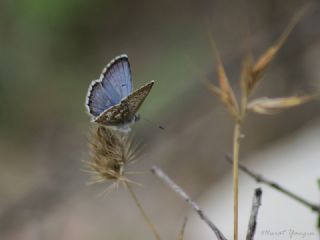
[86,54,132,117]
[86,81,115,117]
[94,81,154,126]
[101,54,132,100]
[123,80,154,118]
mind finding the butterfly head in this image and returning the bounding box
[133,113,140,122]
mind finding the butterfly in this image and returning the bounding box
[85,54,154,132]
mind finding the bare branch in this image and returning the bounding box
[225,154,320,213]
[246,188,262,240]
[151,166,228,240]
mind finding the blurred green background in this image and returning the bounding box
[1,0,320,239]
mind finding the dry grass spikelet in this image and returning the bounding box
[87,126,140,187]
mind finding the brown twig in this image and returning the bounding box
[246,188,262,240]
[151,166,228,240]
[225,154,320,213]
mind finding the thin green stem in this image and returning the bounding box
[126,183,161,240]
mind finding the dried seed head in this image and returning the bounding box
[87,126,140,185]
[243,5,309,98]
[206,33,240,119]
[247,95,317,114]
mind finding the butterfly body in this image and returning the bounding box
[86,54,154,131]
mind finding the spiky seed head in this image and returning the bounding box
[87,126,140,185]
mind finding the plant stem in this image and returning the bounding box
[178,217,188,240]
[126,183,161,240]
[233,122,241,240]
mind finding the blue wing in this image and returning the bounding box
[102,54,132,100]
[86,81,114,116]
[86,54,133,117]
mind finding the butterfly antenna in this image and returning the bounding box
[141,117,165,130]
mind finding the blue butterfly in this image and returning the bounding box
[86,54,154,132]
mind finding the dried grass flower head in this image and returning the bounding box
[87,126,140,186]
[87,127,161,239]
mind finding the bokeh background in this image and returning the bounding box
[0,0,320,239]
